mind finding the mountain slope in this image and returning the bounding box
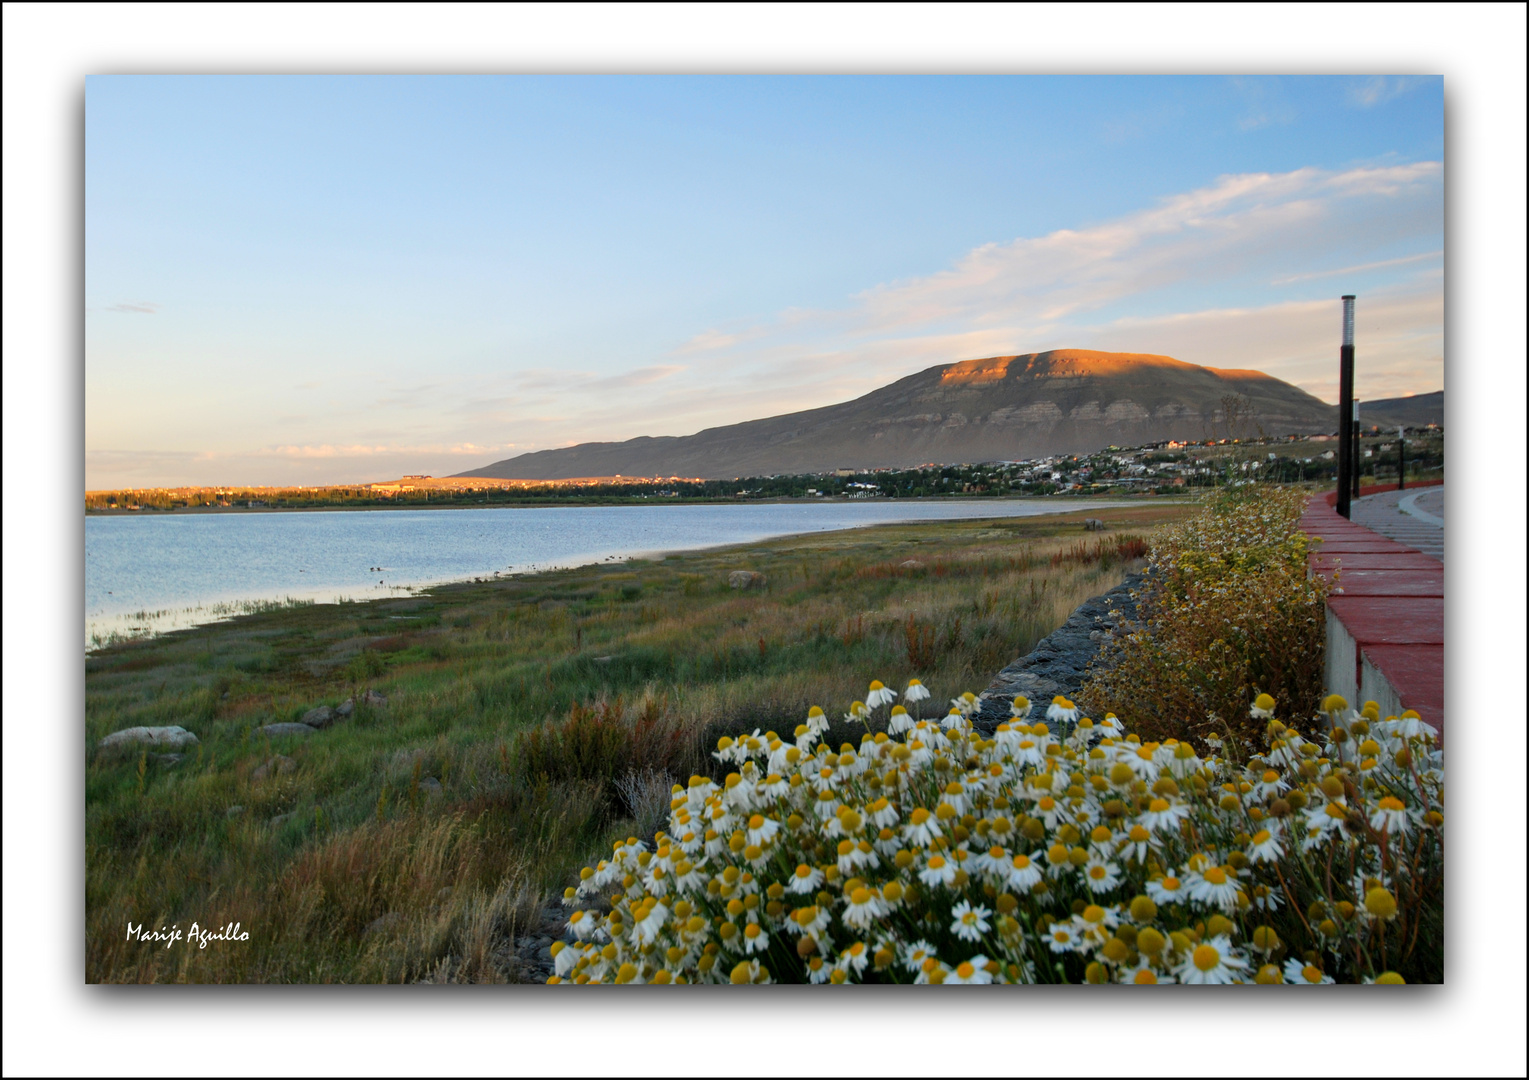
[456,349,1338,480]
[1360,391,1443,429]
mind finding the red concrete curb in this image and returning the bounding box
[1300,492,1444,738]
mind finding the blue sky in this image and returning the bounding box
[85,75,1444,487]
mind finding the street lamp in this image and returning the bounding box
[1336,296,1356,518]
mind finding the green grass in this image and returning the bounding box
[85,502,1192,982]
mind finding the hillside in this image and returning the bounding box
[1361,390,1443,430]
[456,349,1339,481]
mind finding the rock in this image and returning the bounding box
[728,570,766,590]
[972,571,1146,735]
[362,689,388,707]
[335,698,355,718]
[270,811,299,827]
[97,726,200,753]
[364,912,405,937]
[900,560,926,570]
[225,805,246,818]
[419,777,444,799]
[251,755,298,782]
[591,655,613,663]
[257,723,317,738]
[301,705,336,729]
[1084,518,1105,531]
[436,886,454,901]
[149,753,185,767]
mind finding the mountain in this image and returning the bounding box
[1359,391,1443,430]
[455,349,1339,481]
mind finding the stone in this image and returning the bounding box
[257,723,317,738]
[335,698,355,718]
[149,753,185,767]
[900,560,926,570]
[301,705,337,729]
[270,811,299,827]
[362,689,388,707]
[97,725,200,753]
[364,912,405,936]
[728,570,766,590]
[225,805,246,818]
[419,777,444,799]
[251,755,298,782]
[1083,518,1105,531]
[972,571,1146,734]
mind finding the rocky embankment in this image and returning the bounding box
[972,571,1144,734]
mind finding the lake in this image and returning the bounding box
[85,499,1113,648]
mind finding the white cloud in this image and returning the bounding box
[103,301,159,314]
[1349,76,1430,108]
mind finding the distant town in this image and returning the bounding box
[85,426,1442,513]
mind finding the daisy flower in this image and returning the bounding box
[887,705,914,734]
[1010,736,1047,769]
[844,700,869,724]
[1283,958,1335,984]
[971,844,1012,882]
[1009,695,1033,720]
[1176,936,1248,984]
[1006,852,1044,894]
[1045,922,1084,954]
[805,706,830,737]
[1187,865,1241,912]
[1369,795,1410,835]
[785,863,824,894]
[939,781,968,816]
[842,886,887,930]
[740,922,770,955]
[1145,872,1188,907]
[1246,825,1284,865]
[950,901,992,942]
[867,796,899,829]
[789,904,831,938]
[950,692,979,717]
[944,957,995,984]
[1082,855,1122,894]
[901,939,938,973]
[1251,768,1288,801]
[838,941,871,976]
[1120,823,1155,864]
[566,909,599,938]
[866,680,898,709]
[1250,693,1277,720]
[940,708,972,733]
[903,679,931,706]
[1136,796,1189,835]
[919,853,959,888]
[1046,696,1080,724]
[1120,961,1175,984]
[902,807,942,848]
[744,813,779,848]
[806,955,831,983]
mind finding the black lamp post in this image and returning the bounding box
[1397,426,1406,491]
[1336,296,1356,518]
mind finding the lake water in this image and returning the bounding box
[85,499,1111,648]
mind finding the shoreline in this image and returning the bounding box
[86,498,1161,652]
[81,492,1165,516]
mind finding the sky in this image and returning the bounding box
[85,74,1444,488]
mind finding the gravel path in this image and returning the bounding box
[1348,486,1444,561]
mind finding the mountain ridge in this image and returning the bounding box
[455,349,1347,481]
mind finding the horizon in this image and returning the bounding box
[86,75,1444,488]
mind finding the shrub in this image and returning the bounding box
[1079,487,1327,747]
[548,685,1441,984]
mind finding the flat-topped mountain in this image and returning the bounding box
[456,349,1338,481]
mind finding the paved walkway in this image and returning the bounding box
[1349,485,1444,561]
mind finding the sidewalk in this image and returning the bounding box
[1348,485,1445,560]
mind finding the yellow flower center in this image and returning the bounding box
[748,815,764,830]
[1204,868,1227,886]
[1162,876,1180,891]
[1192,945,1221,971]
[1302,965,1324,983]
[956,962,975,978]
[1133,969,1158,984]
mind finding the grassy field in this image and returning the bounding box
[85,501,1193,982]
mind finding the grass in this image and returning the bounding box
[85,501,1193,982]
